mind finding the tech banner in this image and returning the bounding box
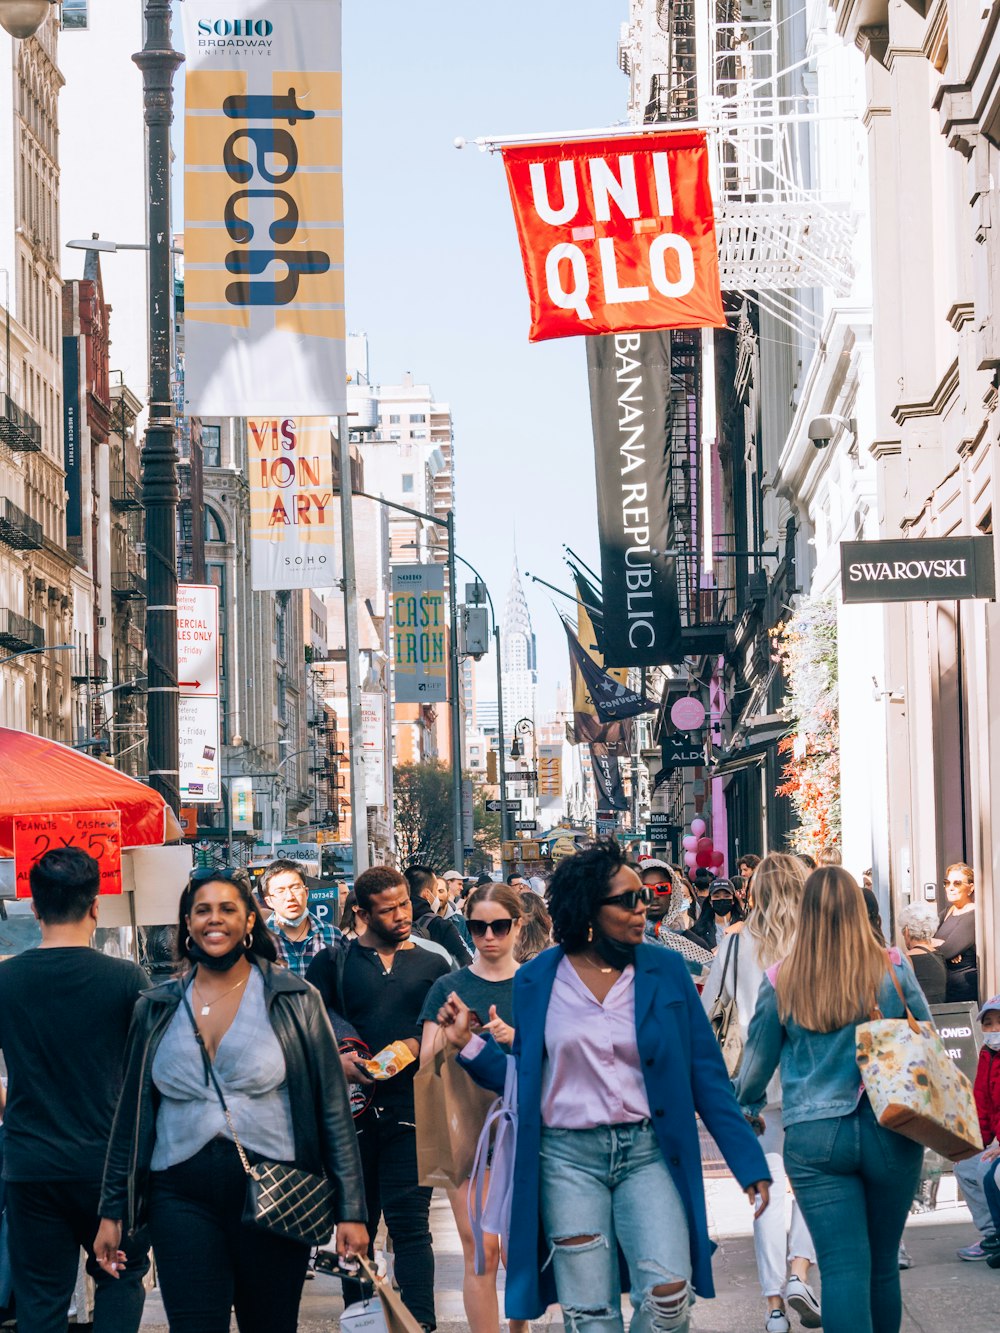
[587,331,683,668]
[502,130,724,342]
[181,1,346,416]
[248,416,338,589]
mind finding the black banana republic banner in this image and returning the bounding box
[591,742,629,811]
[587,332,683,668]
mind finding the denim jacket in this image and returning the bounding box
[734,950,932,1127]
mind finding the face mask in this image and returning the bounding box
[188,939,249,973]
[592,928,636,971]
[983,1032,1000,1051]
[276,907,310,928]
[710,897,735,917]
[676,897,691,915]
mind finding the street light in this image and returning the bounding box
[0,1,50,38]
[0,642,73,668]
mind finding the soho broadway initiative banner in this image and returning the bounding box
[502,130,724,341]
[181,2,346,415]
[248,416,338,589]
[587,330,683,668]
[392,565,447,704]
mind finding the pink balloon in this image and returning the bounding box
[710,851,725,869]
[684,851,698,868]
[682,835,698,852]
[695,849,714,868]
[696,837,714,855]
[691,818,707,836]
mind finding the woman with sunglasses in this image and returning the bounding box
[95,867,368,1333]
[933,861,978,1001]
[418,882,527,1333]
[437,842,771,1333]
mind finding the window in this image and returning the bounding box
[200,423,221,467]
[388,414,401,424]
[401,474,414,493]
[389,430,401,440]
[410,413,426,423]
[412,430,427,440]
[62,0,88,28]
[204,505,225,543]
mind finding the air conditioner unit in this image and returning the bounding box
[97,616,107,627]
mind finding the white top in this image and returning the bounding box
[700,928,781,1106]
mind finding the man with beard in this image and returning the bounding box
[261,859,340,975]
[307,866,450,1331]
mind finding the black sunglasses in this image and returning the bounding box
[599,888,652,911]
[467,917,515,939]
[187,866,251,890]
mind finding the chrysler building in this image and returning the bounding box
[501,558,537,726]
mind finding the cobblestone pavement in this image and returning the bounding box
[139,1176,1000,1331]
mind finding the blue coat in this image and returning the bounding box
[459,943,770,1320]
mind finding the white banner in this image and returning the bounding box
[177,583,219,695]
[248,416,339,589]
[179,696,221,803]
[361,691,386,809]
[181,0,346,416]
[230,776,255,832]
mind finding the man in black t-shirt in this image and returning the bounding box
[307,866,450,1331]
[0,847,149,1333]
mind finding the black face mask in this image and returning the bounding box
[188,939,249,972]
[709,897,735,918]
[592,928,636,971]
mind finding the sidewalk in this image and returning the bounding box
[139,1178,1000,1331]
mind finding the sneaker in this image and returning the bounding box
[766,1312,791,1333]
[785,1276,822,1329]
[898,1241,912,1270]
[957,1237,999,1261]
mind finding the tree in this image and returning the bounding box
[393,762,453,869]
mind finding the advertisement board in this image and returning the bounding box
[179,696,221,802]
[361,692,387,808]
[13,810,122,897]
[247,417,339,590]
[392,565,447,704]
[177,583,219,696]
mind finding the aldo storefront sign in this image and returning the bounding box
[840,537,996,605]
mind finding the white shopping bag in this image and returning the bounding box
[340,1297,389,1333]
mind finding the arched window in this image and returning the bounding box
[204,505,226,543]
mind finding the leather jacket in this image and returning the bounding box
[99,958,366,1236]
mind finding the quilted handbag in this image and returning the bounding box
[182,993,336,1245]
[856,966,983,1162]
[708,933,744,1076]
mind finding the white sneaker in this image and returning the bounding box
[785,1275,822,1329]
[766,1311,791,1333]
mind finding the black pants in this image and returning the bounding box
[148,1138,311,1333]
[342,1099,435,1329]
[5,1176,149,1333]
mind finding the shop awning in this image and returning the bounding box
[710,716,790,779]
[0,728,182,857]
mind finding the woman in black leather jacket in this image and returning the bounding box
[95,867,367,1333]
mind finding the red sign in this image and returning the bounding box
[502,130,725,342]
[13,810,123,898]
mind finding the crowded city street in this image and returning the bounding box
[3,0,1000,1331]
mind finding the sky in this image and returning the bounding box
[339,1,629,711]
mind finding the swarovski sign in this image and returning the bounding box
[840,537,995,604]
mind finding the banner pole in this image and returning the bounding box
[337,416,371,878]
[447,514,465,873]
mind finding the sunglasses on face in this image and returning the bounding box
[467,917,515,939]
[644,881,673,896]
[599,888,652,912]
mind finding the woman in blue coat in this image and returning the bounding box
[436,842,770,1332]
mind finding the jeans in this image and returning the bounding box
[5,1177,149,1333]
[148,1138,311,1333]
[784,1097,923,1333]
[954,1152,1000,1236]
[341,1099,436,1329]
[539,1122,691,1333]
[754,1106,815,1297]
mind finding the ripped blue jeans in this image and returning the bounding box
[539,1122,691,1333]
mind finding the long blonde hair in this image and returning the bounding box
[745,853,808,969]
[775,867,887,1033]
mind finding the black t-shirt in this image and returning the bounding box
[419,968,516,1051]
[0,947,148,1181]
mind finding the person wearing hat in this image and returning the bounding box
[690,877,745,953]
[954,995,1000,1262]
[440,871,473,951]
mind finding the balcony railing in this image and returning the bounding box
[70,651,110,683]
[0,498,42,551]
[0,609,44,654]
[110,474,144,511]
[0,394,41,453]
[111,566,147,600]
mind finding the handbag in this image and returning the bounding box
[467,1052,517,1276]
[181,992,337,1246]
[708,933,744,1076]
[856,964,983,1162]
[356,1253,424,1333]
[414,1031,496,1189]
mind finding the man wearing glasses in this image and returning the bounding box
[261,858,340,976]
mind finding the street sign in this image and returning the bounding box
[840,537,996,604]
[13,810,123,897]
[179,696,221,802]
[516,820,538,832]
[509,770,538,783]
[486,799,521,814]
[177,583,219,697]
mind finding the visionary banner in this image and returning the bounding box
[181,1,346,415]
[502,130,724,341]
[392,565,447,704]
[840,537,996,604]
[588,331,683,667]
[248,417,338,589]
[591,743,628,812]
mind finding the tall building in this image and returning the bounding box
[501,558,536,728]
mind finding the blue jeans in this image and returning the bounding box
[539,1122,691,1333]
[784,1098,923,1333]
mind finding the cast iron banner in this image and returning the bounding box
[840,537,996,604]
[501,130,724,341]
[587,331,683,667]
[248,416,338,589]
[392,565,447,704]
[181,1,346,416]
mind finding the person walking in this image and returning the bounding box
[736,867,932,1333]
[307,866,452,1331]
[701,853,819,1332]
[897,902,947,1005]
[690,877,744,952]
[954,995,1000,1262]
[96,866,367,1333]
[934,862,978,1001]
[261,858,341,975]
[440,871,474,952]
[513,889,552,964]
[405,865,473,966]
[418,882,528,1333]
[0,848,150,1333]
[438,842,771,1333]
[639,861,713,978]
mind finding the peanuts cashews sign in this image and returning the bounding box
[501,130,725,341]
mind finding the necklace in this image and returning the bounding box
[192,974,247,1017]
[576,952,614,975]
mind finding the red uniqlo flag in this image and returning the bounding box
[502,130,725,342]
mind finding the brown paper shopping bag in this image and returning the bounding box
[356,1254,423,1333]
[414,1042,496,1188]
